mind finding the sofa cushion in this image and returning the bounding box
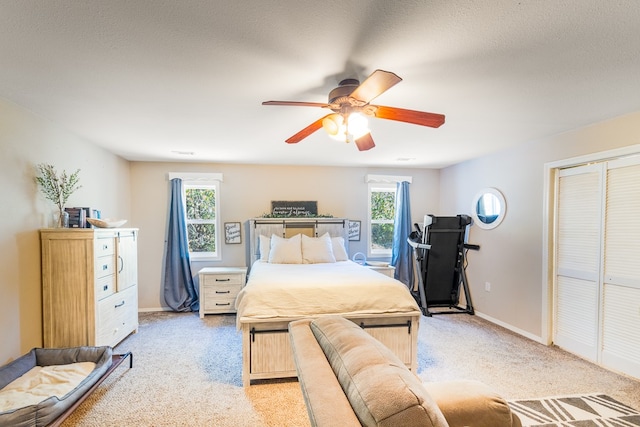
[310,316,449,427]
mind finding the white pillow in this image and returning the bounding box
[268,234,303,264]
[259,235,271,261]
[331,236,349,261]
[302,233,336,264]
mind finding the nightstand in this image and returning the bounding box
[198,267,247,317]
[367,265,396,278]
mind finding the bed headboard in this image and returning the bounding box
[248,218,349,265]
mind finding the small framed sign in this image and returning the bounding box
[224,222,242,244]
[348,220,361,241]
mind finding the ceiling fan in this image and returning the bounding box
[262,69,445,151]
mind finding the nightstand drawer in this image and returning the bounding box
[202,294,237,313]
[202,273,244,286]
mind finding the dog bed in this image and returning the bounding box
[0,346,131,427]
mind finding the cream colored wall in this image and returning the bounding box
[0,99,132,364]
[130,162,440,310]
[440,111,640,340]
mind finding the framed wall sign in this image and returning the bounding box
[224,222,242,244]
[348,220,361,241]
[270,200,318,217]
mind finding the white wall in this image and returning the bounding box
[130,162,440,310]
[440,111,640,339]
[0,99,132,364]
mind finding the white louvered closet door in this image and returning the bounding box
[554,163,604,362]
[602,157,640,378]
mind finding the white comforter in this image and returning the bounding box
[235,260,420,323]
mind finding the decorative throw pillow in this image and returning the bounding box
[268,234,303,264]
[302,233,336,264]
[331,236,349,261]
[259,235,271,261]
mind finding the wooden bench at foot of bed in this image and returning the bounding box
[240,313,420,387]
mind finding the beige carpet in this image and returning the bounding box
[61,311,640,426]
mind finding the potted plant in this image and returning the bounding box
[35,163,82,227]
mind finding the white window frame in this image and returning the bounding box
[368,182,397,257]
[169,172,223,261]
[365,174,412,258]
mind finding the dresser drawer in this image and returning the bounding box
[202,273,244,286]
[96,274,116,300]
[95,255,116,279]
[97,286,138,347]
[94,237,115,257]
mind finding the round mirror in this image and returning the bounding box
[471,188,506,230]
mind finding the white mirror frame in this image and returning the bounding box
[471,187,506,230]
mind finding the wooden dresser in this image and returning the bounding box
[40,228,139,348]
[198,267,247,317]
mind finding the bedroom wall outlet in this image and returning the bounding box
[485,282,491,292]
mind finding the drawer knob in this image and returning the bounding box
[103,285,108,291]
[215,278,230,282]
[102,264,108,271]
[114,301,125,308]
[215,290,231,294]
[215,303,231,306]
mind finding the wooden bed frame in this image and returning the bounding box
[240,313,420,387]
[241,218,420,387]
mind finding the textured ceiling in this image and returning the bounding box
[2,1,640,168]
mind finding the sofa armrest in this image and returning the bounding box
[289,319,361,427]
[424,380,522,427]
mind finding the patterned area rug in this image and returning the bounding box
[509,394,640,426]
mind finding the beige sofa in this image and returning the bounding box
[288,316,522,427]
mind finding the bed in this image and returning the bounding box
[237,218,421,387]
[0,346,132,427]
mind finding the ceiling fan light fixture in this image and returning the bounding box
[348,113,370,139]
[322,113,343,136]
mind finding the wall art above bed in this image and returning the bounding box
[269,201,318,217]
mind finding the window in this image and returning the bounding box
[184,183,220,260]
[368,183,396,256]
[170,172,223,261]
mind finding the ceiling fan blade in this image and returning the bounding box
[349,70,402,104]
[372,105,445,128]
[354,133,375,151]
[263,101,329,108]
[284,115,330,144]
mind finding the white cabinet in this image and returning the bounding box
[40,228,139,348]
[198,267,247,317]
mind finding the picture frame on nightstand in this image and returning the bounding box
[224,222,242,244]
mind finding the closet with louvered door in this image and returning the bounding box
[601,157,640,378]
[554,163,604,362]
[554,157,640,379]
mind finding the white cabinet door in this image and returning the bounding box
[117,230,138,291]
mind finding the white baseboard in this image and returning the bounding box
[475,311,545,345]
[138,307,173,313]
